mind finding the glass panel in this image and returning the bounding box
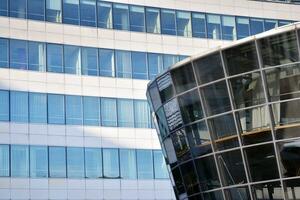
[207,14,221,40]
[97,1,112,29]
[28,42,46,71]
[180,161,200,195]
[236,17,250,39]
[63,0,79,25]
[101,98,117,127]
[171,167,187,198]
[148,82,162,111]
[176,11,192,37]
[83,96,100,126]
[64,45,81,75]
[48,94,65,124]
[203,190,224,200]
[99,48,115,77]
[0,38,8,68]
[163,54,178,69]
[250,18,264,35]
[134,100,151,128]
[259,31,299,68]
[113,4,129,30]
[161,9,176,35]
[10,0,26,18]
[284,179,300,200]
[0,145,9,177]
[0,0,8,16]
[148,53,163,80]
[103,148,119,178]
[10,91,29,122]
[129,6,145,32]
[11,145,29,177]
[117,99,134,127]
[163,137,177,168]
[85,148,102,178]
[221,16,236,40]
[120,149,137,179]
[171,129,191,162]
[10,39,28,70]
[156,107,169,139]
[28,0,45,20]
[81,47,98,76]
[153,150,168,179]
[193,52,224,85]
[163,98,183,131]
[115,50,132,78]
[146,8,160,34]
[66,95,83,125]
[252,181,283,200]
[137,149,153,179]
[192,12,206,38]
[29,93,47,123]
[224,187,251,200]
[47,44,63,73]
[80,0,96,27]
[171,63,196,94]
[157,73,174,104]
[264,19,278,31]
[49,146,66,177]
[67,147,84,178]
[132,52,147,80]
[30,146,48,178]
[0,90,9,121]
[46,0,62,23]
[223,41,259,76]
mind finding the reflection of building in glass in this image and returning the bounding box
[147,23,300,200]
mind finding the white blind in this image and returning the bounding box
[46,0,61,10]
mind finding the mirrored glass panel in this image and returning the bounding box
[132,52,147,79]
[180,161,200,195]
[163,98,183,131]
[156,107,169,139]
[64,45,81,74]
[153,150,168,179]
[101,98,117,127]
[224,187,250,200]
[146,8,160,34]
[163,54,178,70]
[81,47,98,76]
[120,149,136,179]
[48,94,65,124]
[66,95,83,125]
[171,63,196,94]
[203,190,224,200]
[67,147,85,178]
[264,19,277,31]
[171,167,187,198]
[0,38,8,68]
[10,39,28,70]
[29,93,47,123]
[10,0,26,18]
[115,50,131,78]
[157,73,175,104]
[137,149,153,179]
[117,99,134,127]
[83,96,100,126]
[47,44,63,73]
[28,42,46,71]
[0,0,8,16]
[250,18,264,35]
[148,53,163,80]
[134,100,151,128]
[10,91,28,122]
[99,48,114,77]
[283,179,300,200]
[252,181,283,200]
[0,90,9,121]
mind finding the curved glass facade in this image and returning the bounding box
[147,24,300,199]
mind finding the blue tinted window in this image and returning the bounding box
[30,146,48,178]
[0,90,9,121]
[10,0,26,18]
[97,1,112,29]
[10,91,29,122]
[113,4,129,30]
[192,13,206,38]
[134,100,151,128]
[250,18,264,35]
[48,94,65,124]
[67,147,85,178]
[0,38,8,68]
[47,44,63,73]
[279,20,291,27]
[49,146,66,177]
[115,50,132,78]
[85,148,102,178]
[265,19,277,31]
[101,98,117,127]
[153,150,168,179]
[64,45,81,74]
[120,149,136,179]
[11,145,29,177]
[28,42,46,71]
[63,0,79,25]
[137,150,153,179]
[176,11,192,37]
[103,148,119,178]
[117,99,134,127]
[28,0,45,20]
[29,93,47,123]
[161,9,176,35]
[99,49,115,77]
[80,0,96,27]
[148,53,163,80]
[236,17,250,39]
[66,95,83,125]
[10,40,28,70]
[132,52,147,79]
[81,47,98,76]
[0,145,9,177]
[163,54,178,69]
[130,6,145,32]
[146,8,160,34]
[46,0,62,23]
[0,0,8,16]
[222,16,236,40]
[83,96,100,126]
[207,14,221,40]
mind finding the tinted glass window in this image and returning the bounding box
[10,0,26,18]
[252,181,283,200]
[47,44,63,73]
[10,91,29,122]
[171,63,196,94]
[250,18,264,35]
[97,1,112,29]
[0,145,9,177]
[161,9,176,35]
[115,50,131,78]
[48,94,65,124]
[101,98,117,127]
[146,8,160,34]
[29,93,47,123]
[129,6,145,32]
[117,99,134,127]
[163,54,178,69]
[171,167,186,197]
[134,100,151,128]
[120,149,137,179]
[157,73,175,104]
[207,14,221,39]
[221,16,236,40]
[11,145,29,177]
[192,13,206,38]
[103,148,119,178]
[176,11,192,37]
[83,96,100,126]
[0,38,8,68]
[99,48,115,77]
[10,39,28,70]
[0,0,8,16]
[28,0,45,20]
[148,53,163,80]
[64,45,81,74]
[132,52,147,80]
[67,147,85,178]
[113,4,129,30]
[46,0,62,23]
[49,146,66,177]
[81,47,98,76]
[137,150,153,179]
[66,95,83,125]
[63,0,79,25]
[85,148,102,178]
[236,17,250,39]
[0,90,9,121]
[30,146,48,178]
[28,42,46,71]
[153,150,168,179]
[80,0,96,27]
[264,19,277,31]
[171,129,191,162]
[180,161,200,195]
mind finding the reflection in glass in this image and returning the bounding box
[264,19,277,31]
[180,161,200,195]
[28,41,46,71]
[284,179,300,200]
[224,187,251,200]
[171,167,187,198]
[157,73,174,104]
[153,150,169,179]
[10,0,26,18]
[63,0,79,25]
[64,45,81,74]
[156,107,169,139]
[80,0,96,27]
[252,181,283,200]
[171,129,191,162]
[171,63,196,94]
[250,18,264,35]
[148,53,163,80]
[163,137,177,168]
[10,91,28,122]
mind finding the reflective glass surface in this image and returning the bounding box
[0,38,8,68]
[11,145,29,177]
[161,9,176,35]
[49,146,66,178]
[171,63,196,94]
[137,150,154,179]
[178,90,203,123]
[0,90,9,121]
[0,145,9,177]
[120,149,137,179]
[85,148,102,178]
[103,148,119,178]
[30,146,48,178]
[67,147,85,178]
[28,0,45,20]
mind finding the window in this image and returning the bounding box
[117,99,134,127]
[176,11,192,37]
[236,17,250,39]
[28,0,45,20]
[66,95,83,125]
[207,14,221,39]
[28,42,46,71]
[81,47,98,76]
[10,91,29,122]
[47,44,63,73]
[101,98,117,127]
[153,150,168,179]
[279,20,291,27]
[250,18,264,35]
[67,147,85,178]
[161,9,176,35]
[0,38,8,68]
[46,0,62,23]
[180,162,200,195]
[83,96,100,126]
[97,1,112,29]
[63,0,79,25]
[103,148,119,178]
[85,148,102,178]
[171,63,196,94]
[132,52,148,79]
[264,19,277,31]
[30,146,48,178]
[99,48,115,77]
[221,16,236,40]
[0,0,8,16]
[64,45,81,74]
[0,90,9,121]
[178,90,203,123]
[115,50,132,78]
[171,129,191,162]
[48,94,65,124]
[163,54,178,69]
[146,8,160,34]
[134,100,151,128]
[10,0,26,18]
[10,39,28,70]
[0,145,9,177]
[120,149,137,179]
[49,146,66,177]
[130,6,145,32]
[148,53,163,80]
[11,145,29,177]
[192,12,206,38]
[80,0,96,27]
[113,4,129,30]
[137,150,153,179]
[29,93,47,123]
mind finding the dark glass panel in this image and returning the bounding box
[156,107,169,139]
[10,39,28,70]
[0,38,8,68]
[250,18,264,35]
[171,129,191,162]
[283,179,300,200]
[157,73,174,104]
[171,167,187,198]
[224,187,251,200]
[47,44,63,73]
[264,19,277,31]
[81,47,98,76]
[63,0,79,25]
[171,63,196,94]
[0,0,8,16]
[163,137,177,168]
[46,0,62,23]
[10,0,26,18]
[252,181,283,200]
[180,161,200,195]
[148,82,162,111]
[80,0,96,27]
[145,8,160,34]
[203,190,224,200]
